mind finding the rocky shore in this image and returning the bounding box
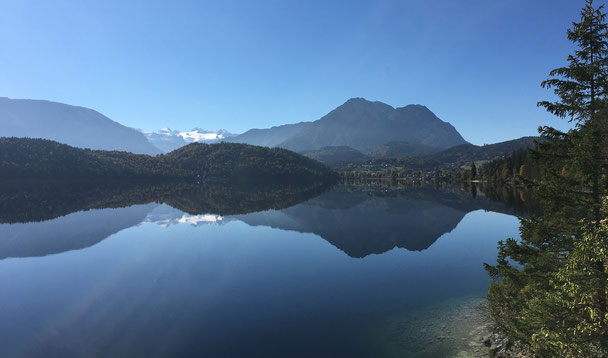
[480,326,531,358]
[371,295,533,357]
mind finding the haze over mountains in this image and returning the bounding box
[0,97,160,155]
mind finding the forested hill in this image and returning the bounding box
[0,138,337,185]
[337,136,538,171]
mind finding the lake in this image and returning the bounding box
[0,184,525,357]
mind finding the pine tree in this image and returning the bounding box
[486,1,608,356]
[538,0,608,123]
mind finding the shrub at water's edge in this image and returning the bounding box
[0,137,339,185]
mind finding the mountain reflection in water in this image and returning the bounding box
[0,181,530,358]
[0,182,532,260]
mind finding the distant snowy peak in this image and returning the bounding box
[151,128,236,142]
[179,128,236,142]
[143,128,238,153]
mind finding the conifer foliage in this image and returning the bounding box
[538,0,608,122]
[485,1,608,356]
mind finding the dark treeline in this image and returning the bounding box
[0,137,338,185]
[479,148,542,184]
[334,136,537,174]
[341,149,543,187]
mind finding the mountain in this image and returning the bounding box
[278,98,468,153]
[348,136,539,171]
[0,97,160,155]
[143,128,237,153]
[227,98,467,154]
[301,146,368,164]
[143,128,188,153]
[0,137,338,185]
[227,122,312,147]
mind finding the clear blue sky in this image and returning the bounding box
[0,0,586,144]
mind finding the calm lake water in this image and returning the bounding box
[0,184,523,358]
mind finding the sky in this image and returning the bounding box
[0,0,587,145]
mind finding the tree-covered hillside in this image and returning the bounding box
[369,140,437,158]
[301,146,368,164]
[479,148,542,183]
[0,138,338,185]
[161,141,338,184]
[337,136,538,172]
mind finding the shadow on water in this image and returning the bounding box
[0,181,534,260]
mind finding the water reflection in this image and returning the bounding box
[0,204,156,260]
[0,182,529,357]
[0,182,532,260]
[234,185,532,257]
[0,181,330,224]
